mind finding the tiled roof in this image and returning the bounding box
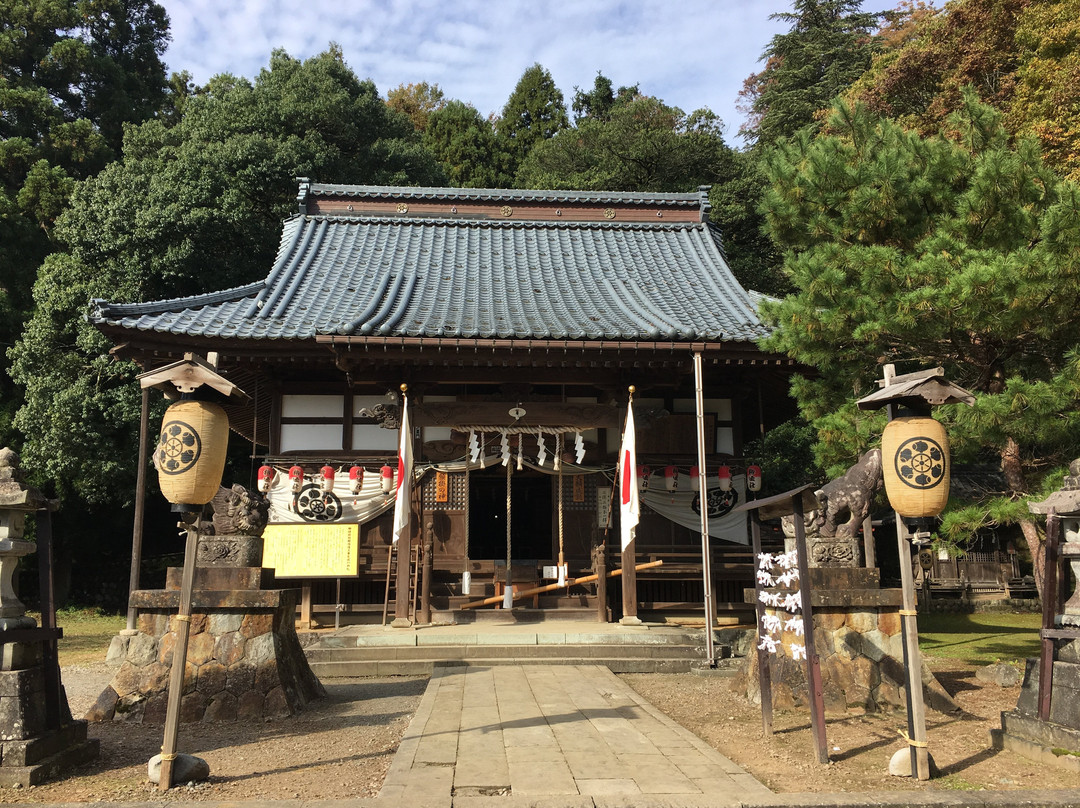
[91,199,768,344]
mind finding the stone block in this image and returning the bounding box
[179,691,207,723]
[136,612,160,637]
[184,661,198,694]
[158,631,176,665]
[203,691,237,722]
[84,687,118,722]
[976,662,1020,688]
[105,635,129,667]
[138,661,170,694]
[0,667,40,698]
[255,660,281,694]
[814,609,847,632]
[862,629,887,663]
[846,609,877,634]
[208,612,243,635]
[110,663,141,698]
[264,686,289,717]
[114,693,146,723]
[0,684,46,741]
[245,632,275,665]
[147,751,209,784]
[236,690,264,721]
[240,613,273,638]
[878,609,902,637]
[197,660,227,696]
[833,626,862,660]
[142,692,168,723]
[226,663,255,696]
[214,631,246,666]
[187,630,216,666]
[126,632,158,666]
[1059,639,1080,664]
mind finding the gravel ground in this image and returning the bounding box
[2,658,1074,802]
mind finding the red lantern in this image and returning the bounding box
[349,465,364,495]
[288,465,304,493]
[690,466,701,492]
[257,465,275,493]
[746,464,762,492]
[380,464,394,495]
[664,465,679,492]
[717,465,732,492]
[319,465,335,493]
[637,465,650,493]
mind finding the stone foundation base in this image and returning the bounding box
[0,655,100,785]
[87,568,325,724]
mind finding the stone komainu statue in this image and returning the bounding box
[813,448,883,539]
[196,483,269,567]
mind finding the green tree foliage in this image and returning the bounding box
[495,63,568,174]
[0,0,170,446]
[386,81,446,132]
[739,0,881,149]
[424,100,512,187]
[847,0,1080,181]
[10,47,445,505]
[571,72,638,122]
[760,93,1080,589]
[517,84,784,294]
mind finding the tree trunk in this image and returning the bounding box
[1001,435,1044,597]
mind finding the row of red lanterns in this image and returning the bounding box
[257,464,397,495]
[634,465,762,493]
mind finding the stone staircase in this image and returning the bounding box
[303,617,749,677]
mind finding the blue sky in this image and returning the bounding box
[157,0,794,143]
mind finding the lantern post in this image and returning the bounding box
[856,365,974,781]
[136,354,249,791]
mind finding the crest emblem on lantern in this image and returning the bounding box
[156,419,202,474]
[893,437,945,490]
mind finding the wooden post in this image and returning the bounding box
[594,544,608,623]
[791,495,829,764]
[127,386,150,631]
[34,507,61,731]
[895,516,931,779]
[1039,511,1061,722]
[862,515,876,569]
[420,522,433,624]
[381,544,394,627]
[693,351,716,662]
[159,515,201,791]
[620,539,639,623]
[300,583,313,630]
[749,510,773,736]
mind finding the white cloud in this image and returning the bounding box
[158,0,791,136]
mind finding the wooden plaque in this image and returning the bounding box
[435,471,449,503]
[262,523,359,578]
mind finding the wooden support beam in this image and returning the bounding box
[459,561,662,609]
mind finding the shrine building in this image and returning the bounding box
[91,181,798,625]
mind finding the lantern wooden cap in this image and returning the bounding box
[138,354,250,403]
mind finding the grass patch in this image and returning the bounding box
[29,607,125,667]
[918,611,1040,666]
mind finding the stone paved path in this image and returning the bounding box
[379,664,771,804]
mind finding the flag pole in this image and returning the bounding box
[694,351,716,666]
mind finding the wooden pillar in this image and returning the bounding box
[300,583,313,629]
[593,544,608,623]
[159,515,201,791]
[749,510,773,736]
[792,496,829,764]
[35,507,61,731]
[895,516,931,779]
[693,351,715,662]
[620,540,639,624]
[862,515,876,569]
[419,521,433,624]
[394,535,411,624]
[126,387,150,631]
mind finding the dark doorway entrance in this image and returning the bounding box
[469,468,554,560]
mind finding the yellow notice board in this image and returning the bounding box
[262,524,359,578]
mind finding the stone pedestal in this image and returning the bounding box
[993,645,1080,765]
[88,566,325,723]
[745,568,957,713]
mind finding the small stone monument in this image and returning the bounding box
[0,448,99,786]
